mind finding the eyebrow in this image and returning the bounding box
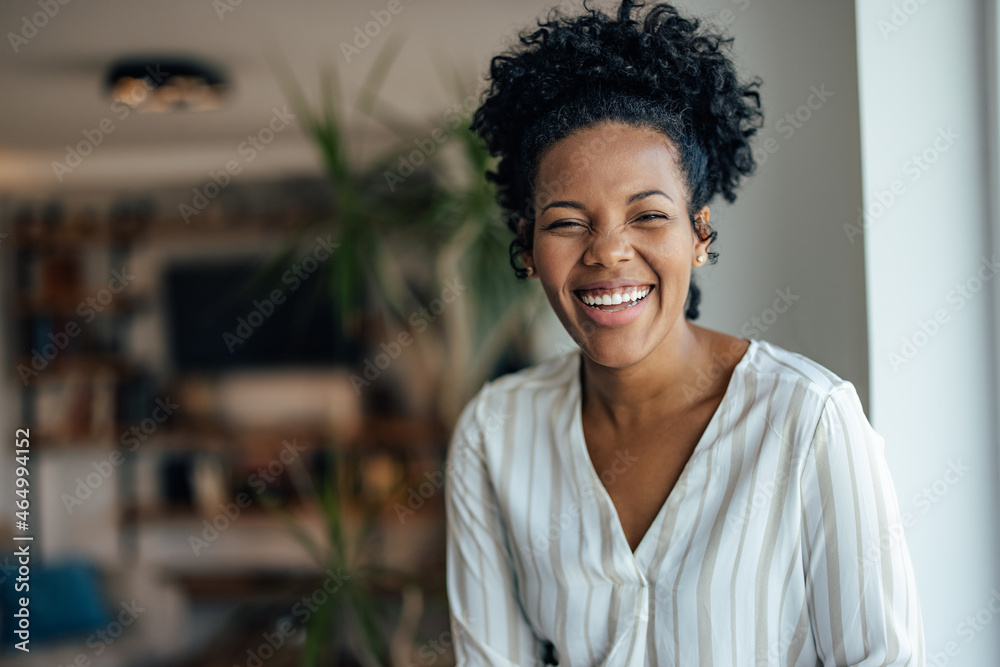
[539,189,673,214]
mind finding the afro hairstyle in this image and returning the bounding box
[470,0,765,319]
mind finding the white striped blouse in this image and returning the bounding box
[444,337,924,666]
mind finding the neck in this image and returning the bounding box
[580,320,710,430]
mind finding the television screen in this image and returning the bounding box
[164,257,359,370]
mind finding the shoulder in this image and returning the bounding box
[741,337,859,407]
[450,349,579,443]
[743,342,885,499]
[731,338,872,452]
[743,338,851,393]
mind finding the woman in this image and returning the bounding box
[444,1,924,665]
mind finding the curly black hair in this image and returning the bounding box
[470,0,764,319]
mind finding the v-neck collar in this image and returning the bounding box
[567,338,758,565]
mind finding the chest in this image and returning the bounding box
[582,400,721,553]
[502,425,810,667]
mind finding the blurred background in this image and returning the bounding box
[0,0,997,665]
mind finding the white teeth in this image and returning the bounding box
[579,287,652,308]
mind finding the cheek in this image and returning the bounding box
[635,233,691,269]
[532,236,580,274]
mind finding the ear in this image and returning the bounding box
[517,217,536,276]
[692,205,711,262]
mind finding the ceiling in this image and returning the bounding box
[0,0,593,195]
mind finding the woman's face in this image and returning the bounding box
[522,121,710,368]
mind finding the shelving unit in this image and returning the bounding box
[11,201,151,447]
[4,189,450,600]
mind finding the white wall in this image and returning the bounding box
[679,0,871,407]
[855,0,1000,663]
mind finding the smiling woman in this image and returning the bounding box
[444,1,924,665]
[527,124,710,366]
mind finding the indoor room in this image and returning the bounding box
[1,0,998,665]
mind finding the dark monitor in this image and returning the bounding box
[164,257,358,370]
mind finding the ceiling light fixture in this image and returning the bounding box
[104,57,229,113]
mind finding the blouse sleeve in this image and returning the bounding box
[444,388,544,666]
[799,384,925,665]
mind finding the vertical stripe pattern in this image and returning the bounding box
[445,338,925,666]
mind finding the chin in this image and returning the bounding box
[559,309,659,369]
[557,297,686,371]
[576,335,655,369]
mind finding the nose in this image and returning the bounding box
[582,227,634,267]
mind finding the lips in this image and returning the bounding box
[570,282,655,327]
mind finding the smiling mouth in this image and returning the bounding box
[573,285,654,312]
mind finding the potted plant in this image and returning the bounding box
[251,38,545,666]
